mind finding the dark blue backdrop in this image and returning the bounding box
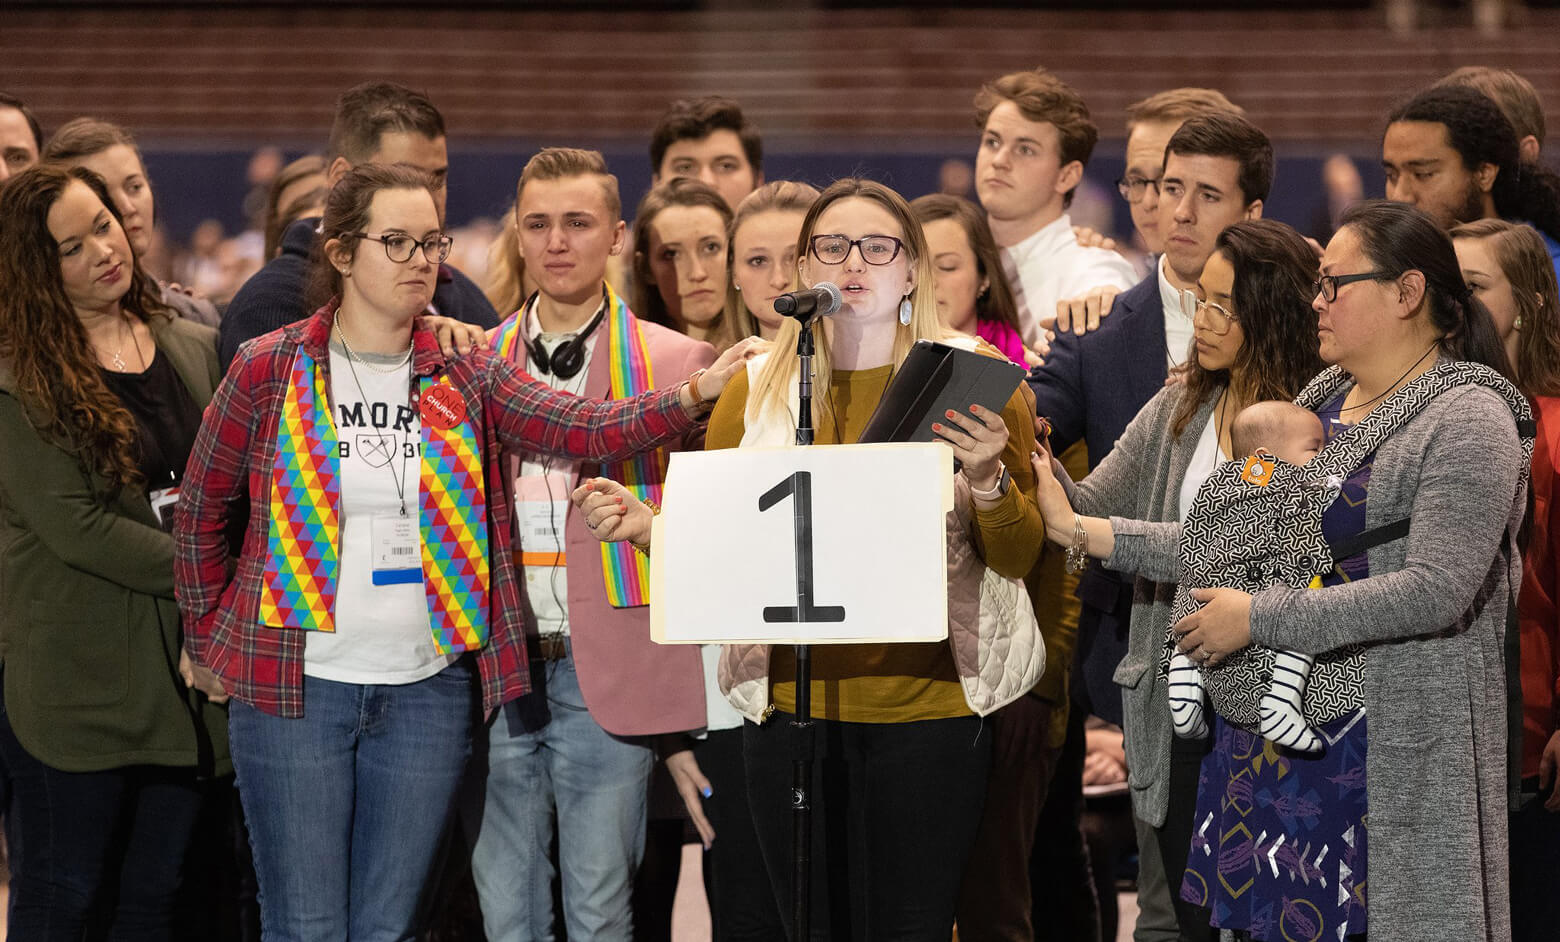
[142,144,1387,249]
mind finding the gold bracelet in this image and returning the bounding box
[631,500,662,557]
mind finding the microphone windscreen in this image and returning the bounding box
[816,282,842,316]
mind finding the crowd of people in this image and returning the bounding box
[0,59,1556,942]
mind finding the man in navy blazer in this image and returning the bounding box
[1029,106,1272,942]
[220,82,497,368]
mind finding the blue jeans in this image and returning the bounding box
[228,661,476,942]
[464,649,653,941]
[0,686,203,941]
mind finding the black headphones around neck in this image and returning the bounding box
[525,290,607,380]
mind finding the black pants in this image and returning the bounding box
[1157,734,1217,942]
[956,694,1071,942]
[744,713,991,942]
[1510,782,1560,942]
[698,726,787,941]
[1028,706,1100,942]
[0,692,203,941]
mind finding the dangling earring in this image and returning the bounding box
[899,296,913,326]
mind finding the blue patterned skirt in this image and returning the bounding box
[1180,710,1368,942]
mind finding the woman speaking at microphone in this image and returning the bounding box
[173,163,758,940]
[576,177,1046,940]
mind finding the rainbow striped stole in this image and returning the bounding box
[260,353,341,632]
[418,373,491,652]
[599,288,665,608]
[259,349,490,654]
[493,308,526,363]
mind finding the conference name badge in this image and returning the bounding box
[371,515,423,585]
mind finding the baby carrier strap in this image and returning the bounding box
[1295,361,1535,562]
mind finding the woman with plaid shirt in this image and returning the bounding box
[173,163,756,941]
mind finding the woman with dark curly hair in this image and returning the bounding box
[1027,219,1325,938]
[0,163,229,938]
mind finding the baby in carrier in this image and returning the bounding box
[1169,400,1331,753]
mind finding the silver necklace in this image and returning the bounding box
[110,315,143,372]
[335,318,413,373]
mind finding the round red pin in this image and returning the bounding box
[419,383,467,430]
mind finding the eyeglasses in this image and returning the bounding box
[352,231,454,265]
[1115,175,1160,202]
[1314,270,1393,303]
[808,234,905,266]
[1189,296,1239,335]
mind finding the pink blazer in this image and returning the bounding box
[503,313,716,736]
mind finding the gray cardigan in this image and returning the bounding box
[1066,381,1215,829]
[1103,374,1524,942]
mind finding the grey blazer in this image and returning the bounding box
[1065,381,1216,829]
[1104,371,1524,942]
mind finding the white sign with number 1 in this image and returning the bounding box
[649,442,953,645]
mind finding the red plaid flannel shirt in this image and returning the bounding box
[174,303,698,717]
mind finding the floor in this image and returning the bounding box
[0,849,1135,940]
[669,844,1141,942]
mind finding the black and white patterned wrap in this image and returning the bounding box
[1162,361,1533,733]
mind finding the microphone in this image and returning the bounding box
[773,282,842,320]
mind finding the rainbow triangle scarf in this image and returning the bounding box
[492,286,664,608]
[258,348,491,654]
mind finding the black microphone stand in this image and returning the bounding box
[789,314,815,940]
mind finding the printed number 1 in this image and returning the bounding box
[759,472,846,623]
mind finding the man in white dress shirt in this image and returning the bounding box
[973,67,1139,350]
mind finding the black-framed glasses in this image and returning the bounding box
[1115,175,1160,202]
[1314,270,1393,303]
[1190,297,1239,335]
[353,231,454,264]
[808,234,905,266]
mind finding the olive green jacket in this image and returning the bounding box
[0,315,230,774]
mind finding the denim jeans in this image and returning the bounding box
[227,661,476,942]
[0,687,203,942]
[464,649,653,942]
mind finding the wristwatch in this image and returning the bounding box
[969,465,1011,501]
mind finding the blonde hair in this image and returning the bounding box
[1125,87,1245,135]
[749,178,949,434]
[484,201,527,316]
[727,180,821,337]
[517,147,621,221]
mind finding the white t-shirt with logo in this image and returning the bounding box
[302,340,458,684]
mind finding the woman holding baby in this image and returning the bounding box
[1040,202,1528,941]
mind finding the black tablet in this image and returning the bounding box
[858,340,1027,444]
